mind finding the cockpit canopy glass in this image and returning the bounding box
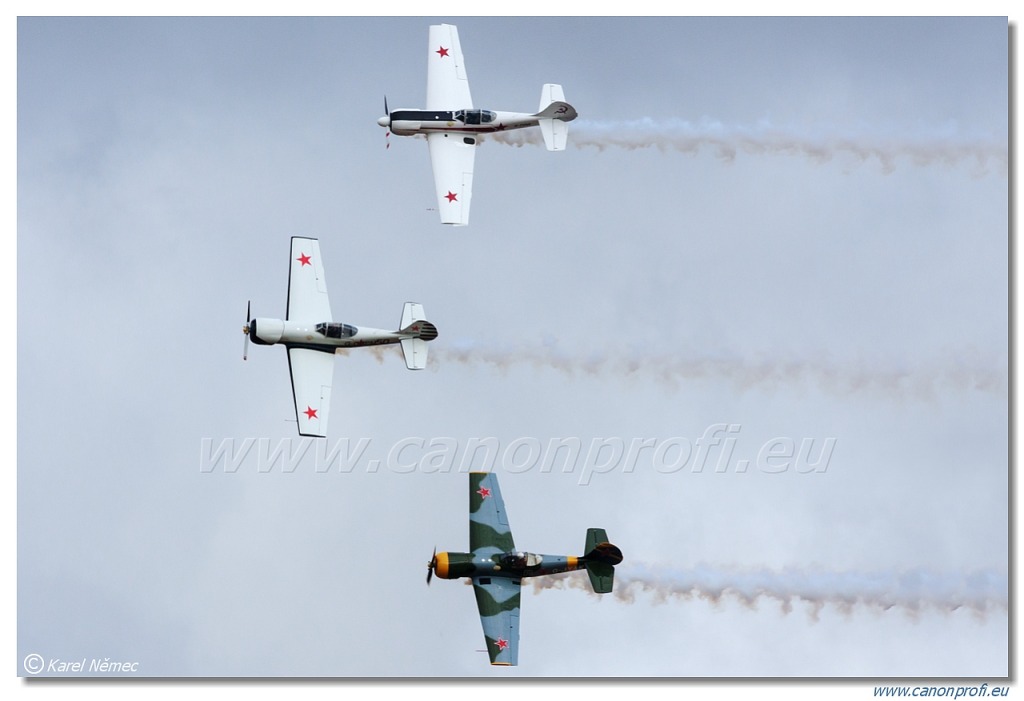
[500,551,543,569]
[316,322,358,339]
[454,109,497,125]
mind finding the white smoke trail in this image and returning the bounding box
[486,118,1008,175]
[529,564,1008,619]
[346,341,1005,399]
[429,341,1006,400]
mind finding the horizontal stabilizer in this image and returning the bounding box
[539,118,569,151]
[399,302,438,370]
[400,302,425,330]
[401,338,428,370]
[583,528,623,594]
[536,85,575,151]
[585,561,615,594]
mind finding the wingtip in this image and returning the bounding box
[297,431,328,439]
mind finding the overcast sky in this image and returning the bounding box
[15,13,1009,687]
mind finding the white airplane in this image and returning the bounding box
[243,236,438,438]
[377,23,578,226]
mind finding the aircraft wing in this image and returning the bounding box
[427,133,474,226]
[287,347,334,438]
[472,577,521,666]
[469,472,515,554]
[287,236,331,321]
[426,24,472,110]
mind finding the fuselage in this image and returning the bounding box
[248,318,434,353]
[379,108,547,137]
[432,550,584,581]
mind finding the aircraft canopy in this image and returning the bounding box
[316,322,357,339]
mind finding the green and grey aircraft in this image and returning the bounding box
[426,471,623,666]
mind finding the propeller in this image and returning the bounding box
[426,547,437,585]
[383,95,391,149]
[242,300,251,361]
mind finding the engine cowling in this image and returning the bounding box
[432,551,476,580]
[249,318,284,345]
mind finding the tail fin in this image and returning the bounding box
[398,302,439,370]
[583,528,623,594]
[536,84,577,151]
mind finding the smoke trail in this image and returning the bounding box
[342,341,1005,399]
[529,564,1008,619]
[486,118,1008,175]
[429,341,1007,400]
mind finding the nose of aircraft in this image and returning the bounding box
[377,115,389,128]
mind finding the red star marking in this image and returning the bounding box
[436,46,449,58]
[297,253,312,266]
[304,406,318,420]
[445,191,458,203]
[495,638,509,651]
[477,486,491,499]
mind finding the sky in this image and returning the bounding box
[14,12,1010,690]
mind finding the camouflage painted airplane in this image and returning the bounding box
[426,472,623,666]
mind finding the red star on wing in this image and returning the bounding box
[477,486,491,499]
[297,253,312,266]
[495,638,509,651]
[436,46,449,58]
[303,406,318,420]
[445,191,458,203]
